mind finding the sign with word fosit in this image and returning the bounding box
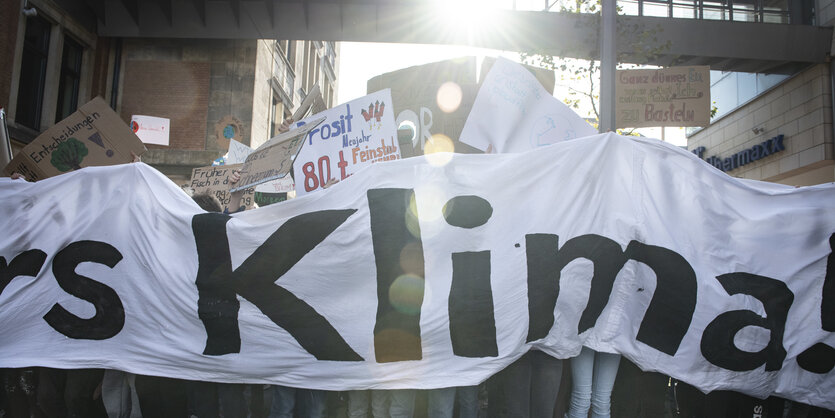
[292,89,400,196]
[615,66,710,129]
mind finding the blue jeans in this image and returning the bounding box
[426,386,479,418]
[347,390,389,418]
[488,350,563,418]
[268,385,326,418]
[347,389,415,418]
[566,347,621,418]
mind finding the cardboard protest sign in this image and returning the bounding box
[292,83,326,123]
[3,97,146,181]
[230,118,325,193]
[189,163,255,212]
[1,135,834,409]
[616,66,710,128]
[459,57,596,153]
[292,89,401,196]
[130,115,170,146]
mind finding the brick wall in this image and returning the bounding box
[688,63,834,185]
[120,60,210,151]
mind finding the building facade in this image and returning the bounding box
[1,0,339,184]
[686,7,835,186]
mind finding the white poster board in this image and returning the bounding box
[292,89,400,196]
[460,57,597,153]
[130,115,170,146]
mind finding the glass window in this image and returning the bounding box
[15,14,51,130]
[56,36,83,123]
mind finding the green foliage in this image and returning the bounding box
[51,137,89,172]
[522,0,672,130]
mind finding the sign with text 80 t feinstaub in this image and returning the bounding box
[615,66,710,129]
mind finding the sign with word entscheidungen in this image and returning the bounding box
[460,57,597,153]
[1,135,834,410]
[292,89,400,196]
[616,66,710,128]
[189,164,254,212]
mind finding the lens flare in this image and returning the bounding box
[399,242,425,278]
[389,274,425,315]
[437,82,463,113]
[423,134,454,167]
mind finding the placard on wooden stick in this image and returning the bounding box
[230,117,325,193]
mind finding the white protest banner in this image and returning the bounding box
[616,66,711,128]
[1,134,834,409]
[460,57,597,153]
[226,138,253,165]
[292,89,400,196]
[130,115,170,146]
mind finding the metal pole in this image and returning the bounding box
[599,0,617,133]
[0,108,12,170]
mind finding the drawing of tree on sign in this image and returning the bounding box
[51,138,89,172]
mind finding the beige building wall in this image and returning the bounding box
[251,40,275,150]
[688,63,834,186]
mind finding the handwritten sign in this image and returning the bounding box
[459,58,596,154]
[230,118,325,193]
[615,66,710,128]
[3,97,146,181]
[189,164,254,212]
[292,90,400,197]
[226,139,253,165]
[130,115,170,146]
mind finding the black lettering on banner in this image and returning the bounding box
[796,232,835,374]
[442,195,493,229]
[823,233,834,332]
[368,188,425,363]
[192,210,363,361]
[450,251,498,358]
[797,343,835,374]
[701,273,793,372]
[525,233,563,342]
[526,235,696,356]
[624,241,697,356]
[192,213,242,355]
[43,241,125,340]
[445,195,497,358]
[1,249,47,295]
[525,234,628,341]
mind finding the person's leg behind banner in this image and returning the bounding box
[371,390,390,418]
[268,385,296,418]
[529,350,563,418]
[567,347,595,418]
[492,351,532,417]
[456,386,480,418]
[218,383,247,417]
[589,351,620,418]
[389,389,416,418]
[347,390,370,418]
[101,370,133,418]
[298,389,328,418]
[187,380,219,418]
[427,387,456,418]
